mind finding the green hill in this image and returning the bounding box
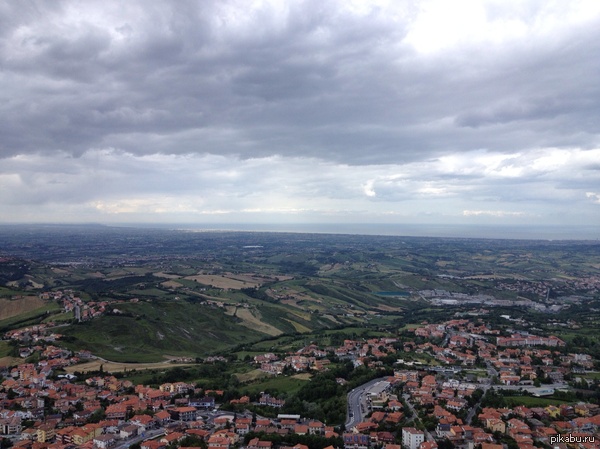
[59,300,264,362]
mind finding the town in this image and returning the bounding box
[1,315,599,449]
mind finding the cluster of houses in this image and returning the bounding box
[256,353,329,375]
[477,404,600,447]
[1,310,599,449]
[491,280,554,299]
[493,276,600,299]
[405,320,582,386]
[245,318,600,449]
[0,347,345,449]
[255,338,399,376]
[393,366,600,449]
[348,319,600,449]
[496,335,566,348]
[40,291,98,323]
[40,290,138,323]
[6,326,63,346]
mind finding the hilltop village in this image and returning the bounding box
[1,316,599,449]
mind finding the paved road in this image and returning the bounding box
[112,410,244,449]
[113,428,165,449]
[402,393,435,442]
[345,377,390,429]
[486,361,499,379]
[491,382,567,391]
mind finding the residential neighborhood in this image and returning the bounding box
[1,315,599,449]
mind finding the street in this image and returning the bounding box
[345,377,390,429]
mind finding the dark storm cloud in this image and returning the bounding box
[2,0,598,165]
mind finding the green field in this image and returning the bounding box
[2,227,600,368]
[503,396,573,407]
[0,341,13,358]
[60,300,264,362]
[0,301,62,331]
[242,374,311,396]
[0,287,26,297]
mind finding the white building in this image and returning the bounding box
[402,427,425,449]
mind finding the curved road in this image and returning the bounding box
[345,377,390,429]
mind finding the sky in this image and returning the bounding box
[1,0,600,234]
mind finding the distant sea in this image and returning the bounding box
[128,223,599,241]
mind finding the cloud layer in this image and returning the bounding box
[1,0,599,230]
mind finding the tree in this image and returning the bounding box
[89,408,106,423]
[438,438,454,449]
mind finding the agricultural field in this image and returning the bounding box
[0,225,598,365]
[64,359,195,374]
[59,300,266,362]
[0,300,62,331]
[0,296,47,320]
[226,306,283,336]
[184,273,263,290]
[501,396,573,407]
[242,372,311,395]
[0,341,13,358]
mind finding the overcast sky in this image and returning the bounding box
[1,0,600,234]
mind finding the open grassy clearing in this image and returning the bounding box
[503,396,573,407]
[160,280,183,289]
[128,288,173,297]
[23,276,44,288]
[153,272,182,279]
[184,274,262,290]
[234,307,283,336]
[280,299,308,309]
[60,300,264,362]
[43,311,74,323]
[257,304,316,334]
[0,296,47,320]
[0,341,13,358]
[0,301,62,331]
[284,318,311,333]
[104,269,136,279]
[376,304,404,312]
[242,374,310,395]
[318,263,346,274]
[0,287,25,297]
[64,359,195,374]
[184,274,269,290]
[0,356,22,367]
[227,273,272,283]
[235,369,273,383]
[286,308,312,321]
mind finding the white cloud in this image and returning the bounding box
[0,1,599,231]
[586,192,600,204]
[462,210,527,217]
[363,180,376,197]
[404,0,600,54]
[0,146,597,226]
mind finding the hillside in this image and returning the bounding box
[59,300,265,362]
[1,226,598,363]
